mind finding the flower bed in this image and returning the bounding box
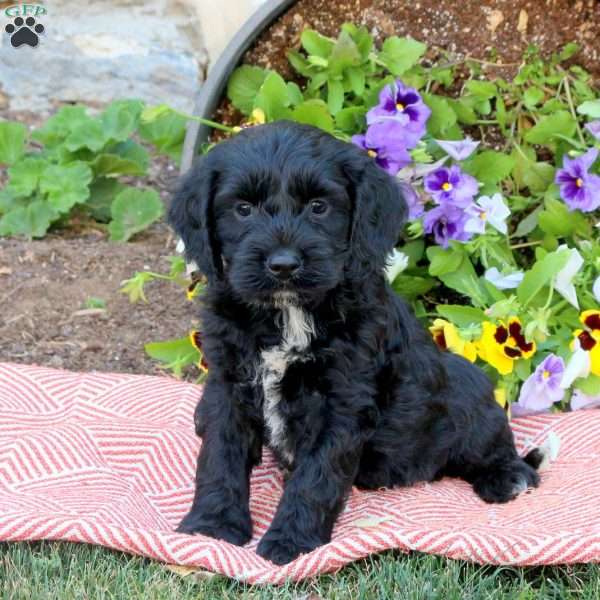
[149,24,600,415]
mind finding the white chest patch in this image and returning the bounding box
[259,293,315,464]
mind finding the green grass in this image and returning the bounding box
[1,543,600,599]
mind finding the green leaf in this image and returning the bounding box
[559,42,580,61]
[140,104,172,123]
[524,111,576,145]
[341,23,373,58]
[101,99,143,144]
[523,161,555,193]
[327,78,344,115]
[576,373,600,396]
[438,256,489,308]
[92,141,149,177]
[39,162,92,213]
[108,187,164,242]
[334,106,367,134]
[426,246,465,277]
[86,178,126,222]
[448,98,477,125]
[291,100,334,132]
[399,240,424,269]
[576,100,600,119]
[328,30,362,76]
[144,336,200,378]
[138,111,186,163]
[513,205,543,238]
[346,67,366,96]
[0,188,20,215]
[523,87,545,109]
[423,94,457,138]
[286,82,304,107]
[516,248,570,307]
[301,29,334,58]
[64,117,107,152]
[391,274,436,300]
[287,50,313,77]
[538,197,590,238]
[436,305,486,328]
[379,37,426,76]
[0,121,27,165]
[465,80,497,99]
[254,71,292,121]
[227,65,269,114]
[7,157,48,197]
[463,150,515,187]
[31,105,88,147]
[0,200,58,239]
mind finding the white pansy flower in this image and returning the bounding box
[484,267,525,290]
[553,245,583,309]
[385,249,409,283]
[464,194,511,235]
[560,338,591,389]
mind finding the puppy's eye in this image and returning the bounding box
[310,199,328,215]
[235,202,253,218]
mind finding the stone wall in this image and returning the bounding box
[0,0,265,114]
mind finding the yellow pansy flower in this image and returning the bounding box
[429,318,477,363]
[476,317,536,375]
[573,310,600,376]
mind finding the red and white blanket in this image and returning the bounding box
[0,362,598,584]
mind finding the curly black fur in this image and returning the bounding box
[169,121,540,565]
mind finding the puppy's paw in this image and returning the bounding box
[176,510,251,546]
[473,459,540,503]
[256,532,316,565]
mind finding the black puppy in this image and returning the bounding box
[169,121,541,565]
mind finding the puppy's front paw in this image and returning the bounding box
[256,532,318,565]
[176,510,251,546]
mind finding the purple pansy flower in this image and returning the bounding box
[585,120,600,141]
[398,182,425,220]
[423,204,472,248]
[352,120,411,176]
[424,165,479,208]
[434,137,480,161]
[555,147,600,213]
[512,354,566,418]
[366,80,431,147]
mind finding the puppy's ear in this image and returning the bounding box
[168,155,221,284]
[345,156,408,279]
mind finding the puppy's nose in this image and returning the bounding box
[266,249,301,279]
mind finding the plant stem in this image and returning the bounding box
[509,240,543,250]
[169,108,237,133]
[562,76,586,146]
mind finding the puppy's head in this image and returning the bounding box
[169,121,407,306]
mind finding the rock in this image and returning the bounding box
[0,0,209,114]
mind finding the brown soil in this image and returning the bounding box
[0,224,199,377]
[214,0,600,128]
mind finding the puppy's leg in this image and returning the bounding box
[441,354,541,503]
[177,378,262,545]
[256,409,368,565]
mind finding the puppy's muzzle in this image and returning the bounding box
[266,248,302,280]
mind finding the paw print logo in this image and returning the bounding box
[5,16,45,48]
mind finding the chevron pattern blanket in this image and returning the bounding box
[1,362,599,584]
